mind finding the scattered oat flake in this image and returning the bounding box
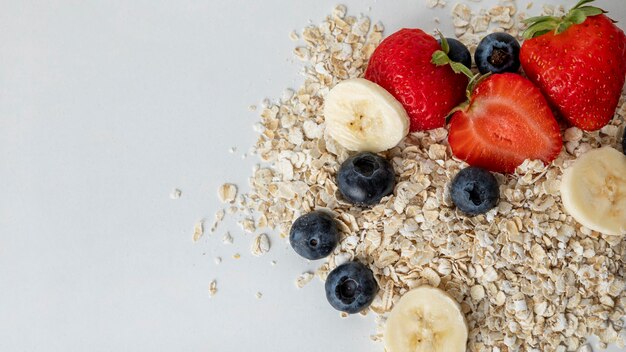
[222,232,233,244]
[211,209,225,232]
[289,30,299,41]
[209,280,217,297]
[251,233,270,256]
[296,272,314,288]
[218,183,238,203]
[232,253,241,260]
[170,188,182,199]
[192,220,204,242]
[239,218,256,233]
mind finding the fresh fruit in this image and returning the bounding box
[446,73,562,174]
[365,29,469,131]
[289,211,339,260]
[520,0,626,131]
[560,147,626,237]
[450,167,499,215]
[337,152,395,205]
[324,78,410,152]
[325,261,378,314]
[438,37,471,69]
[384,286,468,352]
[623,133,626,155]
[474,32,521,74]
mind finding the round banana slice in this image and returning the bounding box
[384,286,468,352]
[323,78,409,152]
[561,146,626,237]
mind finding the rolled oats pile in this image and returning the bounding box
[217,3,626,351]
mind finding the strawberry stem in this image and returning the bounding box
[431,35,474,81]
[436,30,450,55]
[432,48,477,97]
[522,0,606,39]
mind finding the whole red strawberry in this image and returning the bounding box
[520,1,626,131]
[448,73,563,174]
[365,29,468,132]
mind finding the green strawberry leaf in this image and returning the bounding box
[573,0,596,10]
[578,6,606,17]
[523,20,558,39]
[522,0,606,39]
[567,9,587,24]
[431,50,450,66]
[522,16,553,25]
[555,21,573,34]
[533,30,551,37]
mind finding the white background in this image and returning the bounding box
[1,1,624,351]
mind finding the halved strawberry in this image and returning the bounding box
[448,73,563,174]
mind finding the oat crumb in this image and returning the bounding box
[209,280,217,297]
[218,183,238,203]
[170,188,182,199]
[251,233,270,256]
[192,220,204,242]
[296,272,315,288]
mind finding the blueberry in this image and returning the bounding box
[337,152,395,206]
[475,32,520,74]
[450,166,499,215]
[325,261,378,314]
[438,37,472,69]
[289,211,339,260]
[622,133,626,155]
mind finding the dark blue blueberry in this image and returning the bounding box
[337,152,395,206]
[289,211,339,260]
[438,37,472,69]
[325,261,378,314]
[450,166,499,215]
[475,32,520,74]
[622,133,626,155]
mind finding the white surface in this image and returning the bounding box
[1,1,624,351]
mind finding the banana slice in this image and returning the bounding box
[384,286,468,352]
[323,78,409,152]
[561,146,626,237]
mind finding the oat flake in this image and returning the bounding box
[192,220,204,242]
[218,183,238,203]
[251,233,270,256]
